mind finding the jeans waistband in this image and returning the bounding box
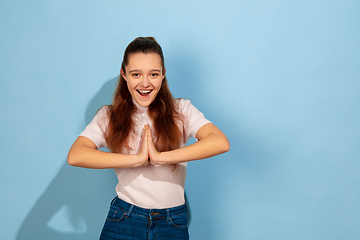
[110,197,187,221]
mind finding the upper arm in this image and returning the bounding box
[71,136,98,149]
[79,106,109,149]
[180,99,230,152]
[68,136,97,165]
[195,123,230,153]
[195,123,226,140]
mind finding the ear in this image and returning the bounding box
[162,68,166,79]
[120,69,127,81]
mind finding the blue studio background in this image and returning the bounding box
[1,0,360,239]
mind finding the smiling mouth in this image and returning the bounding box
[137,89,152,96]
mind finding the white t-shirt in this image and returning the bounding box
[80,99,211,209]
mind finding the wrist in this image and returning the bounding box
[129,154,147,168]
[150,151,166,165]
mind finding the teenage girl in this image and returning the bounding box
[68,37,230,240]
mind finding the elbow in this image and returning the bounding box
[67,151,80,167]
[222,137,230,153]
[210,134,230,155]
[215,135,230,154]
[67,153,75,166]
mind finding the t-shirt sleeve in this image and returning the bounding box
[79,106,109,149]
[179,99,211,142]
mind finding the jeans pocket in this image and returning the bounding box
[170,212,188,228]
[106,206,126,222]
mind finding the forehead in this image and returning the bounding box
[125,52,162,71]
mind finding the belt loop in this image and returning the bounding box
[111,197,117,205]
[126,205,134,217]
[166,208,171,222]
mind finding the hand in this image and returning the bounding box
[145,125,162,165]
[135,125,150,167]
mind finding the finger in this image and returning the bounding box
[147,126,151,141]
[137,125,149,163]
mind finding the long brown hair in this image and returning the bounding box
[105,37,183,154]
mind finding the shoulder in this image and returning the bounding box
[88,105,111,127]
[175,99,211,140]
[175,98,195,114]
[96,105,111,118]
[175,98,208,121]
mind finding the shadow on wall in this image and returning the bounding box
[16,77,119,240]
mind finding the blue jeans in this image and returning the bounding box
[100,197,189,240]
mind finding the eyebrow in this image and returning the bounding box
[129,69,161,73]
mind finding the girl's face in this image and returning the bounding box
[121,52,165,107]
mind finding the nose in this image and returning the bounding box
[141,75,150,87]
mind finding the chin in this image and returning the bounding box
[135,93,158,107]
[135,98,154,107]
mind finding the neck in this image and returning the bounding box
[132,99,148,114]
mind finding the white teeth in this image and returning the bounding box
[138,90,151,94]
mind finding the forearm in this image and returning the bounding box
[67,137,145,169]
[68,148,137,169]
[155,133,230,165]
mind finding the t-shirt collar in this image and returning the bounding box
[132,98,148,114]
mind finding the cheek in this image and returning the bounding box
[155,79,163,90]
[126,82,131,92]
[126,80,135,90]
